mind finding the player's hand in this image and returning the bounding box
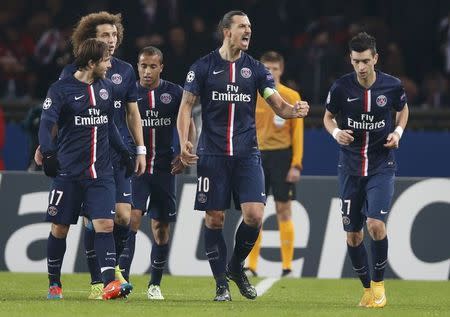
[293,101,309,118]
[135,154,146,176]
[335,129,354,145]
[286,167,301,183]
[384,132,400,149]
[171,155,185,175]
[120,149,135,178]
[34,145,43,166]
[42,151,59,177]
[180,141,198,166]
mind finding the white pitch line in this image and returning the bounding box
[255,277,280,296]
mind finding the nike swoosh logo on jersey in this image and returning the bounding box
[75,95,85,100]
[213,70,224,75]
[110,210,116,214]
[123,193,132,196]
[137,97,143,101]
[380,210,388,214]
[347,97,359,102]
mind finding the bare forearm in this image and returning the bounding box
[395,104,409,129]
[177,91,197,146]
[126,102,144,146]
[323,111,338,135]
[188,118,196,144]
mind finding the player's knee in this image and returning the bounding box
[51,223,70,238]
[366,219,386,240]
[92,219,114,233]
[276,203,292,222]
[346,231,363,247]
[114,203,131,226]
[205,212,225,229]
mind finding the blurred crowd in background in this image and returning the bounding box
[1,0,450,107]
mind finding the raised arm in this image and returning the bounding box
[265,90,309,119]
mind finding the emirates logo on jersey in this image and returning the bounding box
[160,93,172,104]
[111,73,122,84]
[240,67,252,78]
[376,95,387,107]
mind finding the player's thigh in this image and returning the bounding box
[232,154,266,208]
[132,174,151,213]
[338,170,366,232]
[113,161,133,204]
[195,155,232,211]
[364,170,395,222]
[148,172,176,223]
[83,177,116,220]
[45,177,82,225]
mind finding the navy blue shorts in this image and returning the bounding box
[132,171,176,223]
[338,169,395,232]
[113,159,133,204]
[45,176,116,225]
[195,154,266,211]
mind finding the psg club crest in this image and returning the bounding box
[99,89,109,100]
[342,216,351,225]
[160,93,172,104]
[47,206,58,216]
[43,98,52,109]
[240,67,252,79]
[376,95,387,107]
[197,193,207,204]
[186,71,195,83]
[111,73,122,85]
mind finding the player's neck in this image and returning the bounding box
[140,78,160,90]
[219,44,242,62]
[357,71,376,89]
[74,70,96,85]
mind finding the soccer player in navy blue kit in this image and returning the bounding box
[39,39,134,300]
[177,11,309,301]
[58,12,145,299]
[323,32,409,308]
[118,46,196,300]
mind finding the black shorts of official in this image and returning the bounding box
[261,148,296,202]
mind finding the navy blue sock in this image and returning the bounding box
[229,221,260,273]
[84,225,102,284]
[94,232,116,286]
[113,223,130,263]
[347,242,371,288]
[371,236,388,282]
[149,243,169,286]
[204,226,228,286]
[47,232,66,287]
[119,230,136,281]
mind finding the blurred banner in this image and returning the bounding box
[0,172,449,280]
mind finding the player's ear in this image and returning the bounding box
[373,53,379,65]
[160,63,164,72]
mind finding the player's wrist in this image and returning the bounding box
[332,128,341,140]
[136,145,147,155]
[394,126,404,139]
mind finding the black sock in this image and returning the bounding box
[84,225,102,284]
[47,232,66,287]
[229,221,260,273]
[119,230,137,281]
[347,242,371,288]
[94,232,116,286]
[204,226,227,286]
[113,223,130,263]
[149,243,169,286]
[371,236,388,282]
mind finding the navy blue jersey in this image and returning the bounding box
[325,71,407,176]
[184,49,275,156]
[41,75,116,179]
[137,79,182,173]
[60,56,138,147]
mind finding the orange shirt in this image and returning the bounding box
[255,83,304,169]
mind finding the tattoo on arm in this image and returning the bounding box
[182,90,199,108]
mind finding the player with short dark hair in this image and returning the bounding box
[323,32,409,308]
[118,46,195,300]
[39,39,134,300]
[59,11,145,299]
[245,50,304,278]
[177,10,309,301]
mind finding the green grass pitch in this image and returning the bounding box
[0,272,449,317]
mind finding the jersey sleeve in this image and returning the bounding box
[256,62,276,96]
[40,83,64,124]
[325,82,341,114]
[393,83,407,111]
[183,59,206,96]
[124,66,138,103]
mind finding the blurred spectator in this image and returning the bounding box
[0,106,4,170]
[439,12,450,77]
[22,104,42,171]
[188,16,216,58]
[164,26,195,85]
[420,72,450,108]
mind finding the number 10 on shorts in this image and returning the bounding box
[197,176,210,192]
